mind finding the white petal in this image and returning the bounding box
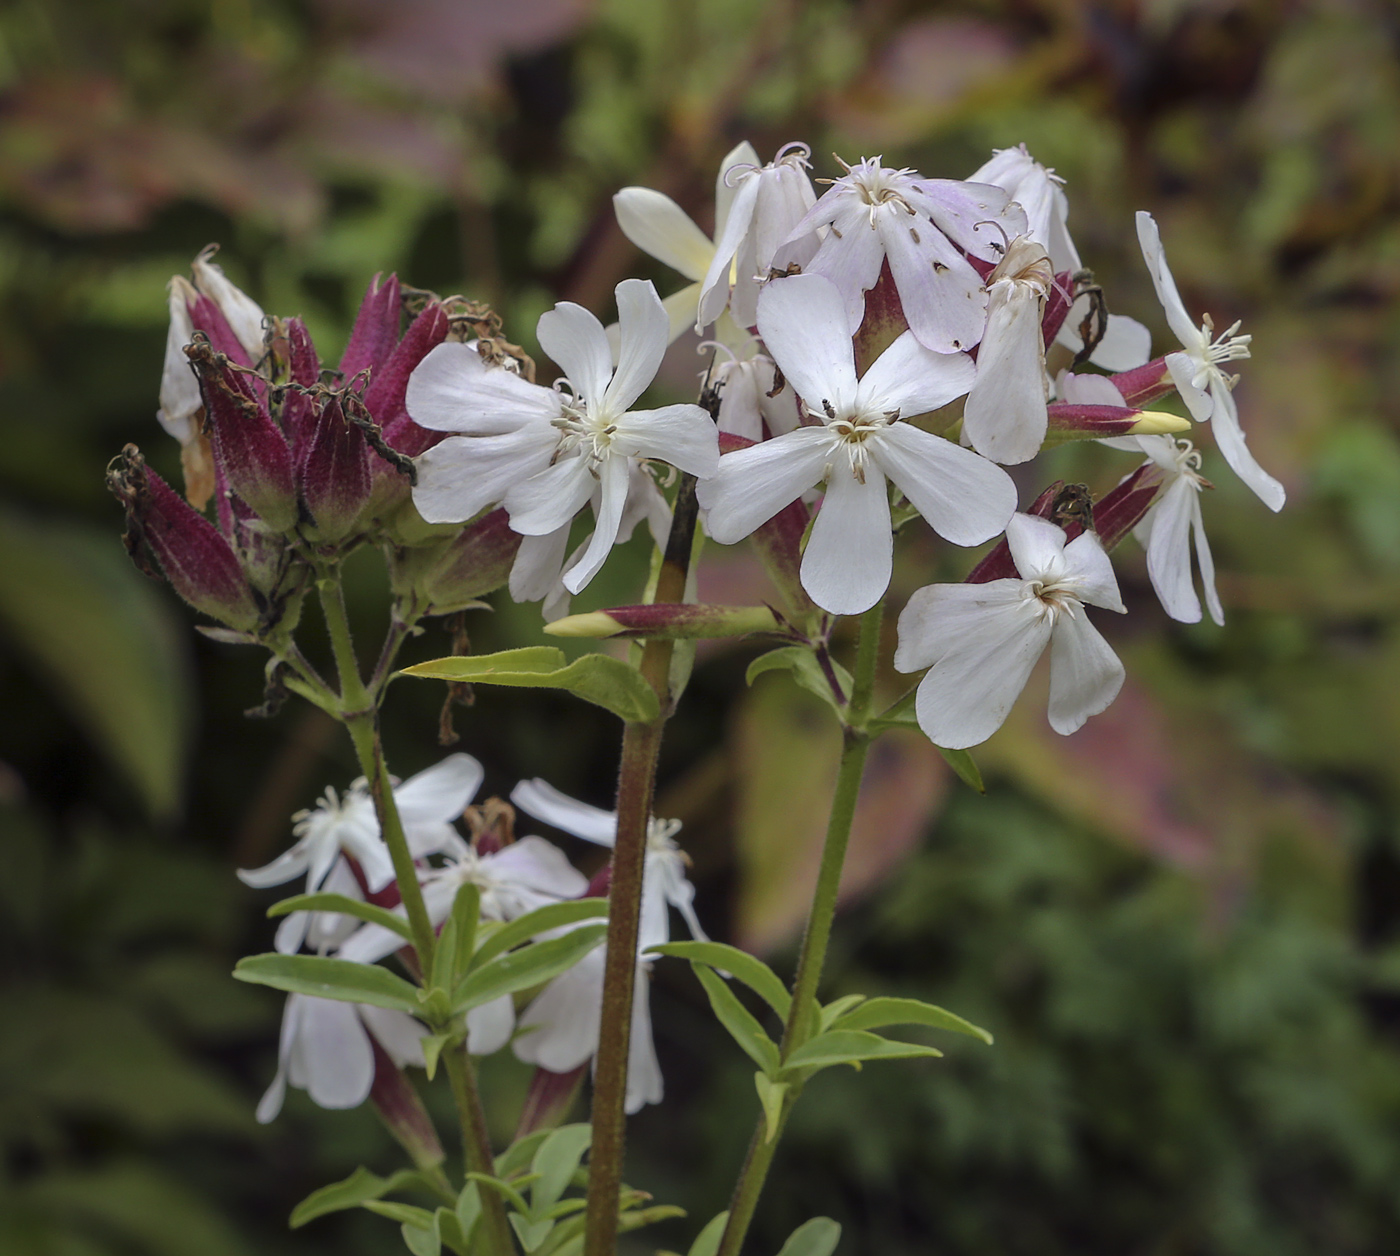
[1046,605,1125,735]
[158,278,200,443]
[413,424,559,524]
[562,455,631,593]
[237,842,311,889]
[394,754,483,828]
[274,909,310,956]
[1062,530,1125,613]
[615,403,719,479]
[914,179,1026,262]
[1090,314,1152,371]
[755,274,857,414]
[513,951,605,1071]
[359,1004,428,1068]
[1055,370,1127,407]
[336,917,411,965]
[803,202,887,332]
[306,861,368,952]
[606,279,669,415]
[1193,495,1225,627]
[715,141,761,239]
[1166,351,1213,422]
[697,425,833,544]
[900,581,1051,749]
[661,283,703,343]
[880,209,988,354]
[1142,476,1201,623]
[256,995,302,1124]
[1135,212,1200,350]
[192,249,266,359]
[613,188,714,282]
[537,302,614,412]
[1208,384,1286,512]
[961,278,1048,464]
[624,967,663,1114]
[716,363,765,441]
[300,998,375,1109]
[466,995,516,1056]
[754,164,818,272]
[801,461,892,616]
[857,330,977,418]
[1004,512,1068,581]
[873,424,1017,547]
[638,870,670,952]
[407,342,560,435]
[511,779,618,846]
[698,173,760,330]
[489,835,591,902]
[505,456,595,537]
[510,524,571,604]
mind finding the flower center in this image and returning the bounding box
[826,157,918,227]
[1026,576,1081,619]
[825,409,896,483]
[551,393,617,469]
[1198,313,1251,383]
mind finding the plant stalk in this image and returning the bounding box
[583,476,699,1256]
[715,600,883,1256]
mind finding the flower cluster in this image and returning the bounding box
[243,758,704,1121]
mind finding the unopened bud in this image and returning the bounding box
[298,394,371,543]
[277,317,321,459]
[1108,357,1175,409]
[1042,402,1189,446]
[107,445,261,632]
[186,340,298,532]
[340,273,403,380]
[546,602,780,640]
[367,1038,444,1170]
[1092,461,1166,551]
[413,508,521,614]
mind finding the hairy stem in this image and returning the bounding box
[583,475,698,1256]
[715,600,883,1256]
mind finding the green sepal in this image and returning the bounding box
[692,963,780,1076]
[452,925,608,1013]
[234,953,420,1012]
[649,941,791,1018]
[290,1166,432,1228]
[421,1033,453,1081]
[471,899,608,968]
[746,646,850,712]
[401,648,660,722]
[829,996,993,1045]
[781,1029,942,1076]
[753,1072,788,1144]
[267,892,413,940]
[774,1217,841,1256]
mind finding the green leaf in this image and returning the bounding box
[432,912,460,995]
[648,941,791,1018]
[233,954,421,1013]
[362,1201,438,1227]
[935,745,985,794]
[421,1033,452,1082]
[774,1217,841,1256]
[511,1213,556,1252]
[746,646,850,711]
[455,1182,481,1241]
[471,899,608,968]
[0,511,192,818]
[436,1207,469,1256]
[291,1167,431,1228]
[451,882,481,980]
[692,964,780,1076]
[754,1072,788,1144]
[531,1124,592,1215]
[453,925,608,1013]
[687,1212,731,1256]
[402,649,660,722]
[781,1030,942,1075]
[269,892,412,940]
[496,1131,552,1179]
[829,996,993,1045]
[818,994,866,1032]
[465,1172,532,1215]
[400,1220,442,1256]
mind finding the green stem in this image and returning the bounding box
[583,475,699,1256]
[317,574,512,1255]
[715,600,883,1256]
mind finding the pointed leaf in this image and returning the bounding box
[290,1167,431,1228]
[453,926,608,1013]
[649,942,791,1018]
[774,1217,841,1256]
[829,996,993,1044]
[234,954,421,1012]
[436,1207,469,1256]
[421,1033,452,1081]
[531,1124,592,1215]
[687,1212,731,1256]
[495,1130,552,1178]
[818,995,865,1033]
[781,1030,942,1075]
[869,694,984,792]
[452,882,481,981]
[268,893,413,940]
[511,1214,555,1252]
[400,1220,442,1256]
[746,646,850,711]
[753,1072,788,1144]
[471,900,608,968]
[362,1201,437,1227]
[693,964,780,1076]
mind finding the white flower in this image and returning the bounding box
[894,513,1127,748]
[506,776,706,1115]
[410,280,719,595]
[339,832,589,1056]
[698,273,1017,616]
[158,276,202,446]
[190,245,268,360]
[613,141,761,342]
[694,141,819,331]
[703,337,801,442]
[1130,436,1223,626]
[783,156,1027,354]
[1136,211,1283,512]
[961,236,1056,465]
[969,145,1150,371]
[256,993,426,1123]
[237,754,483,955]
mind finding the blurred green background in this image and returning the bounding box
[4,1,1400,1253]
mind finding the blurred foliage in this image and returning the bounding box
[3,0,1400,1254]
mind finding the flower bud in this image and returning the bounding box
[298,394,372,543]
[1042,402,1189,446]
[1109,357,1175,409]
[190,244,267,362]
[367,1038,445,1171]
[276,316,321,460]
[413,508,521,614]
[546,602,780,640]
[107,445,261,632]
[185,339,299,532]
[340,273,402,380]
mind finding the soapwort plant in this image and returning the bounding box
[108,140,1281,1256]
